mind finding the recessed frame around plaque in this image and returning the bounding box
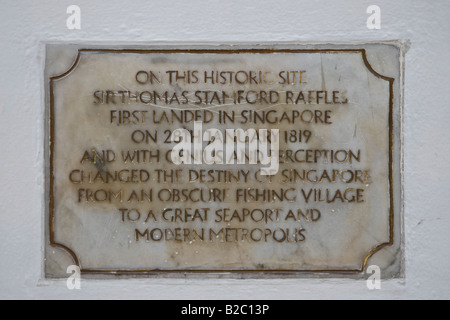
[44,43,404,278]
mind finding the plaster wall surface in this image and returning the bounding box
[0,0,449,299]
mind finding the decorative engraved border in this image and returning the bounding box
[49,48,394,275]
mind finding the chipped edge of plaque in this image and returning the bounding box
[45,43,403,278]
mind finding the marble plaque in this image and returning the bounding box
[45,44,403,278]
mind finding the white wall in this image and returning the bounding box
[1,0,449,299]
